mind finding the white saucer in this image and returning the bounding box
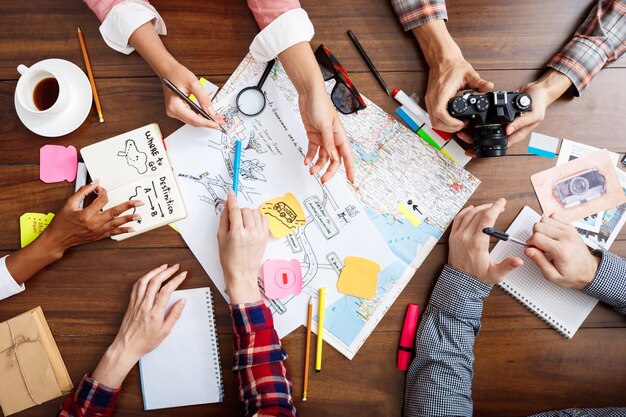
[15,59,93,137]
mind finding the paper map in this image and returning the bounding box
[213,55,480,359]
[165,78,396,338]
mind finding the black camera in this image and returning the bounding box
[448,91,532,157]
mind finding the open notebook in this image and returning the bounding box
[139,287,223,410]
[80,123,187,240]
[491,206,598,338]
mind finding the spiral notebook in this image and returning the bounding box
[139,287,223,410]
[490,206,598,338]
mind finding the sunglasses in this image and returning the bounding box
[314,44,366,115]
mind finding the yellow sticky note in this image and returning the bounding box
[189,77,208,104]
[260,193,306,238]
[397,204,422,227]
[20,212,55,248]
[337,256,381,299]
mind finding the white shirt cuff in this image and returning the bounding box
[0,256,25,301]
[99,0,167,55]
[249,8,314,62]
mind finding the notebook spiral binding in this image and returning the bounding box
[498,281,572,339]
[205,288,225,401]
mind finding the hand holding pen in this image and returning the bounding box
[160,75,225,131]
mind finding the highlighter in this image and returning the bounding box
[397,303,419,371]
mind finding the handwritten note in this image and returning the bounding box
[40,145,78,183]
[261,259,303,299]
[20,212,55,248]
[260,192,306,238]
[337,256,381,299]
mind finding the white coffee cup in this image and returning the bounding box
[16,62,71,117]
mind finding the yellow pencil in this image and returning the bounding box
[77,27,104,123]
[315,287,326,373]
[302,297,313,401]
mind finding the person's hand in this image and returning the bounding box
[218,191,268,304]
[42,182,142,255]
[91,264,188,387]
[425,58,494,133]
[505,69,573,146]
[299,89,355,184]
[448,198,523,285]
[160,62,225,129]
[525,214,600,290]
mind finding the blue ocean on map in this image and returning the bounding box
[324,209,444,346]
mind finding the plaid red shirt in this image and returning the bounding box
[57,302,296,417]
[391,0,626,95]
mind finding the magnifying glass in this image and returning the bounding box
[236,59,276,117]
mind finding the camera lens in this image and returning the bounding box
[472,124,508,157]
[569,176,589,195]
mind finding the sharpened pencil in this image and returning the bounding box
[77,27,104,123]
[302,297,313,401]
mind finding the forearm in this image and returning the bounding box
[129,22,179,77]
[279,42,326,98]
[5,232,64,284]
[404,265,491,417]
[91,341,138,389]
[411,20,463,69]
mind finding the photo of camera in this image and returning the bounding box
[554,169,606,209]
[448,91,532,157]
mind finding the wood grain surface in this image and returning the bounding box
[0,1,624,416]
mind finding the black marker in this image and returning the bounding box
[482,227,529,247]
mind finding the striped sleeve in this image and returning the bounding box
[230,301,298,417]
[547,0,626,96]
[404,265,491,417]
[391,0,448,32]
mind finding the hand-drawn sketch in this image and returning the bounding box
[117,139,148,174]
[166,80,396,341]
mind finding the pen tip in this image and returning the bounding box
[77,26,82,33]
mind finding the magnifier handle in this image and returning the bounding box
[257,59,276,88]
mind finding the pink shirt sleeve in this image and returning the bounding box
[247,0,301,29]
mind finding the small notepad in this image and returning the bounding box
[491,206,598,338]
[139,287,223,410]
[80,123,187,240]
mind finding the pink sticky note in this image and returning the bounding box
[261,259,303,299]
[40,145,78,183]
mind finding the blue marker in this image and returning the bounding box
[233,140,242,196]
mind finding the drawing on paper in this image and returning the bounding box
[117,139,148,174]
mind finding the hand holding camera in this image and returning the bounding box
[448,90,532,157]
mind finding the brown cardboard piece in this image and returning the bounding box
[0,307,73,416]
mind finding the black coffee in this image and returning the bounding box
[33,77,59,111]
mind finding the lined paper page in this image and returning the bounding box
[491,206,598,338]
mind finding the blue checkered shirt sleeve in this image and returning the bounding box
[584,250,626,315]
[404,264,491,417]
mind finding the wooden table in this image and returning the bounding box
[1,1,625,416]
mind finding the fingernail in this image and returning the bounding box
[132,214,142,221]
[133,200,145,207]
[181,271,188,277]
[126,227,136,233]
[90,179,100,185]
[161,264,168,269]
[332,150,339,161]
[181,298,187,306]
[509,126,516,133]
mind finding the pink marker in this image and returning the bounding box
[398,304,419,371]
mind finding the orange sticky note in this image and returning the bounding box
[259,193,306,238]
[337,256,381,299]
